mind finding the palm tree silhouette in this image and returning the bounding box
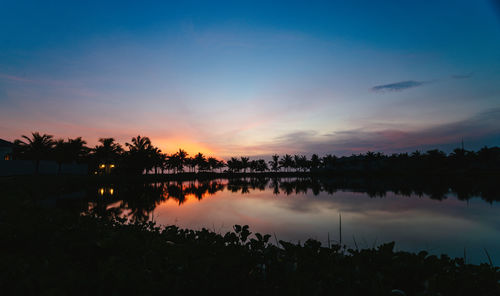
[194,152,207,172]
[269,154,280,172]
[15,132,54,174]
[310,154,320,170]
[185,157,196,173]
[66,137,88,161]
[215,159,226,173]
[126,135,152,152]
[52,137,88,174]
[92,138,124,174]
[125,135,154,174]
[53,139,67,174]
[322,154,337,169]
[93,138,124,161]
[279,154,293,172]
[207,157,218,173]
[176,149,188,172]
[293,155,308,172]
[150,147,164,174]
[240,157,250,173]
[227,157,241,172]
[249,160,258,173]
[256,159,268,172]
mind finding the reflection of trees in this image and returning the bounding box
[165,181,186,204]
[269,178,280,195]
[123,183,165,222]
[87,183,166,223]
[227,179,249,194]
[184,180,225,201]
[280,181,295,196]
[163,180,225,204]
[227,178,269,194]
[82,176,500,221]
[249,176,499,203]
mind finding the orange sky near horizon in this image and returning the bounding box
[154,137,219,158]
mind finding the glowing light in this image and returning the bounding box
[99,188,104,195]
[99,164,105,169]
[109,188,114,195]
[110,164,115,168]
[155,138,216,156]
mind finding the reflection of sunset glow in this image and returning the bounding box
[146,181,500,264]
[85,178,500,264]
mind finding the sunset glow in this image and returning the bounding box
[1,1,499,157]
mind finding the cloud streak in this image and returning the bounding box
[371,80,426,92]
[0,73,37,83]
[256,108,500,156]
[451,73,473,79]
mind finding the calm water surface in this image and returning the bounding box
[86,177,500,264]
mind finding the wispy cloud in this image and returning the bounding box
[0,72,101,99]
[254,108,500,156]
[451,72,473,79]
[0,73,36,83]
[0,72,69,87]
[371,80,427,92]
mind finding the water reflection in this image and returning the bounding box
[89,176,500,207]
[80,177,500,263]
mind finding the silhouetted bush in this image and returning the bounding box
[1,193,499,295]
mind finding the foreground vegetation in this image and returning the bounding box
[9,132,500,175]
[1,188,499,296]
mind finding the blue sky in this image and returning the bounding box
[1,0,499,156]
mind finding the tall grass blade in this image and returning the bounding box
[484,248,493,266]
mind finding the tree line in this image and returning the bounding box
[10,132,500,175]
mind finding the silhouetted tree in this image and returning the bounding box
[53,139,68,174]
[269,154,280,172]
[294,155,308,172]
[256,159,268,172]
[240,157,250,173]
[227,157,241,172]
[124,135,155,174]
[168,149,188,173]
[310,154,320,171]
[207,157,218,173]
[14,132,55,174]
[322,154,337,169]
[151,147,164,174]
[185,157,196,173]
[215,159,226,173]
[52,137,88,174]
[93,138,124,164]
[194,153,208,172]
[279,154,293,172]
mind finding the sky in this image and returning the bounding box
[1,0,500,158]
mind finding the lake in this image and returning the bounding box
[75,176,500,265]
